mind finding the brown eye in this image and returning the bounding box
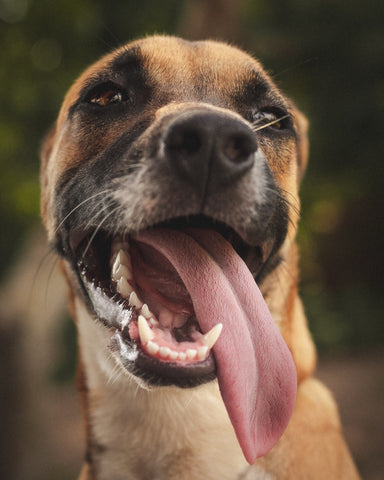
[90,89,124,106]
[85,83,130,107]
[252,110,290,131]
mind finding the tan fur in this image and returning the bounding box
[41,35,360,479]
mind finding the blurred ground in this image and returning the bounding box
[317,350,384,480]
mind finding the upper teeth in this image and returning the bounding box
[129,291,143,309]
[141,304,151,319]
[110,245,223,364]
[116,277,133,298]
[112,250,132,281]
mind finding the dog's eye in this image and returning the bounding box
[251,110,290,131]
[85,84,130,107]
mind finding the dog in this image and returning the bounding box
[40,36,360,479]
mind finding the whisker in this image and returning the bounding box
[81,206,121,259]
[265,186,300,219]
[84,198,115,231]
[251,114,291,132]
[28,246,58,315]
[279,187,301,211]
[44,255,61,313]
[54,189,112,234]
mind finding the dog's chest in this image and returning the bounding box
[92,397,274,480]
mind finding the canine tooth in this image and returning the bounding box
[179,352,187,361]
[112,262,132,282]
[186,349,197,360]
[116,277,133,298]
[169,350,178,361]
[141,304,151,319]
[203,323,223,349]
[147,341,159,355]
[197,345,209,360]
[159,346,171,358]
[129,291,142,309]
[138,315,154,344]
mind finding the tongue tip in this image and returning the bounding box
[241,438,274,465]
[242,370,297,465]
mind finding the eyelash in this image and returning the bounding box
[250,110,291,131]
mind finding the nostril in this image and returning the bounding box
[223,133,257,163]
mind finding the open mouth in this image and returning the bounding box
[68,213,297,463]
[72,215,264,387]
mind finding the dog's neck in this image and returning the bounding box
[76,300,251,480]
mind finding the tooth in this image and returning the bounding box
[179,352,187,361]
[147,341,159,355]
[141,304,151,319]
[116,277,133,298]
[129,291,142,309]
[186,349,197,360]
[169,350,178,361]
[150,317,159,326]
[203,323,223,349]
[159,346,171,358]
[112,261,132,281]
[138,315,154,344]
[197,345,209,360]
[117,249,131,267]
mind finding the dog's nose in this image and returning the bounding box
[163,112,257,195]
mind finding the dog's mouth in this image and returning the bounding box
[73,215,265,387]
[69,214,297,462]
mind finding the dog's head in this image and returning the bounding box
[41,36,308,462]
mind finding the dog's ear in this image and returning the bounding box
[40,123,56,168]
[292,108,309,183]
[40,123,57,221]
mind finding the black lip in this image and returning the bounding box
[112,330,217,388]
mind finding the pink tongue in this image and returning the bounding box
[134,228,297,464]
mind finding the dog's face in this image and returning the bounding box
[41,36,307,462]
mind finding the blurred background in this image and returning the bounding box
[0,0,383,478]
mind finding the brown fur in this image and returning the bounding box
[41,36,360,479]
